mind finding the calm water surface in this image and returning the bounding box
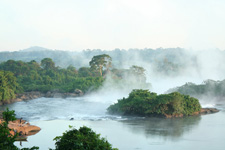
[1,97,225,150]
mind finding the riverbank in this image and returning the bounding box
[0,117,41,138]
[15,110,225,150]
[164,108,219,118]
[0,89,84,106]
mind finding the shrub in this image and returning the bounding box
[53,126,118,150]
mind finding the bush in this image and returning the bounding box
[0,108,39,150]
[53,126,118,150]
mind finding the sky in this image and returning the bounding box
[0,0,225,51]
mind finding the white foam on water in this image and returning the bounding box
[0,97,127,122]
[200,103,216,108]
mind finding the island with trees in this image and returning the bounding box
[107,89,219,118]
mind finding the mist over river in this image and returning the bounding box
[1,97,225,150]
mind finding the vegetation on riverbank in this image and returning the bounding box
[0,58,104,94]
[167,79,225,102]
[0,108,39,150]
[0,54,149,104]
[107,89,202,117]
[0,71,21,103]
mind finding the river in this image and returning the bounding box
[0,97,225,150]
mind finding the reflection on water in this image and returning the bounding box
[14,113,225,150]
[1,98,225,150]
[120,116,201,141]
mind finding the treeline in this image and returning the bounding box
[0,46,194,76]
[0,58,104,97]
[0,54,149,103]
[0,71,20,102]
[167,79,225,101]
[2,47,225,78]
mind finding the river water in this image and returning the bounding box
[1,97,225,150]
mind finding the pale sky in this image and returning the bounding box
[0,0,225,51]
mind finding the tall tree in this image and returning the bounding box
[89,54,112,76]
[129,65,146,83]
[41,58,55,70]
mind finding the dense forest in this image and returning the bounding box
[167,79,225,102]
[0,47,197,77]
[2,47,225,80]
[0,54,149,103]
[107,89,201,117]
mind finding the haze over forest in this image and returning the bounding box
[1,46,225,95]
[1,0,225,94]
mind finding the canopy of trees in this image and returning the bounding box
[0,59,104,96]
[107,89,201,117]
[0,55,151,103]
[0,71,20,103]
[0,47,194,77]
[41,58,55,70]
[167,79,225,101]
[89,54,112,76]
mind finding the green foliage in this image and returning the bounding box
[2,108,16,124]
[20,146,39,150]
[89,54,112,76]
[53,126,118,150]
[167,79,225,101]
[0,59,104,95]
[154,58,180,76]
[0,108,18,150]
[0,47,188,77]
[0,123,18,150]
[107,89,201,117]
[0,56,150,99]
[41,58,55,70]
[129,65,146,81]
[110,66,151,90]
[0,108,39,150]
[0,70,21,103]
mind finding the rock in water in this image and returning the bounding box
[7,119,41,136]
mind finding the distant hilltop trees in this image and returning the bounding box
[167,79,225,102]
[0,47,200,77]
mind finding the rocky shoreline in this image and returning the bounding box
[0,89,84,106]
[164,108,219,118]
[0,118,41,138]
